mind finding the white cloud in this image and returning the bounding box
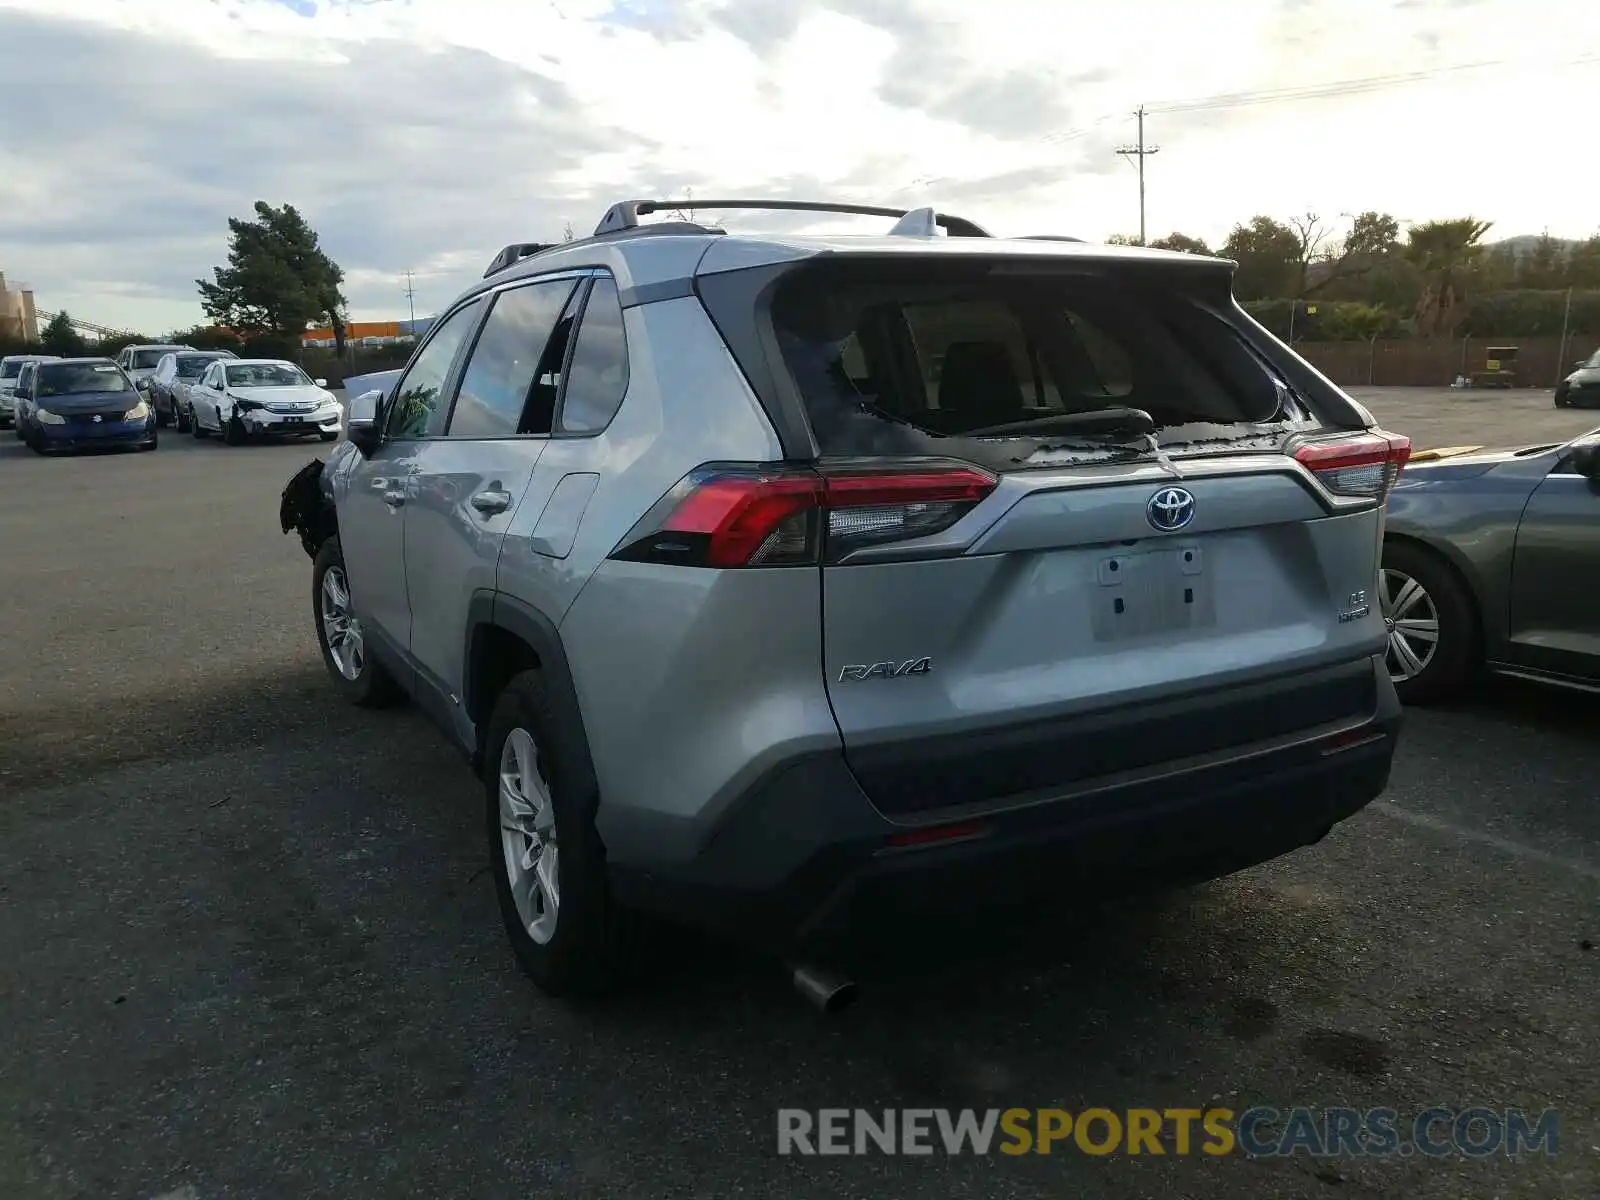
[0,0,1597,333]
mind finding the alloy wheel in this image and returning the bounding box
[498,727,559,945]
[319,566,365,680]
[1380,567,1441,683]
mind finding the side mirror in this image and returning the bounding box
[314,378,328,388]
[345,388,384,454]
[1567,444,1599,486]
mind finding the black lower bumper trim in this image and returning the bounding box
[611,708,1400,955]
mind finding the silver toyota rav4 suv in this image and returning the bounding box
[281,199,1409,1003]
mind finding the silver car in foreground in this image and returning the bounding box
[281,198,1410,1006]
[1381,427,1600,701]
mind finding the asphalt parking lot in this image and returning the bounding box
[1,395,1596,1200]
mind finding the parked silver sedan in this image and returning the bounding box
[1381,426,1599,702]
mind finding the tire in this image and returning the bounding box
[223,415,245,446]
[1380,540,1481,705]
[319,430,338,442]
[192,409,208,438]
[1554,387,1569,408]
[174,401,190,433]
[154,399,169,428]
[485,669,643,1000]
[311,537,402,707]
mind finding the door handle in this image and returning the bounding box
[470,489,514,516]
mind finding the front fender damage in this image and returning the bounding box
[280,457,336,559]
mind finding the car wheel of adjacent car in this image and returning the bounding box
[174,404,190,433]
[1380,540,1479,705]
[485,669,643,1000]
[1554,387,1569,408]
[311,537,402,708]
[192,409,208,438]
[319,430,338,442]
[223,415,246,446]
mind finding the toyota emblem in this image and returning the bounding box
[1146,486,1196,532]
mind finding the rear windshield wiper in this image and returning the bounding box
[963,406,1158,441]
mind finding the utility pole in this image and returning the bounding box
[1115,106,1160,245]
[1555,285,1573,387]
[402,270,417,332]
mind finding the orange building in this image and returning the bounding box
[302,320,413,347]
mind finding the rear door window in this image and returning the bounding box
[770,263,1291,469]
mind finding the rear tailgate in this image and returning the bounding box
[760,251,1406,816]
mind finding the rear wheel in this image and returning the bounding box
[485,669,643,999]
[1380,540,1480,705]
[311,537,402,707]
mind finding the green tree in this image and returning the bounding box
[1568,235,1600,289]
[1148,232,1212,255]
[39,312,87,357]
[1405,218,1492,338]
[197,201,348,352]
[1104,233,1141,246]
[1220,216,1300,300]
[1324,303,1396,341]
[167,324,245,352]
[1518,234,1565,289]
[1343,211,1401,258]
[95,331,155,356]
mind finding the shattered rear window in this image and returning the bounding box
[770,261,1314,470]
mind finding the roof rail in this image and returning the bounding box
[593,199,992,239]
[483,242,556,278]
[1022,235,1085,242]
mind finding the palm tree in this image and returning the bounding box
[1405,218,1492,338]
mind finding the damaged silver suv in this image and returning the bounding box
[281,199,1409,1005]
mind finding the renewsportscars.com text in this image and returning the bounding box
[777,1107,1559,1158]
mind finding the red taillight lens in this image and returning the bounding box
[659,471,822,567]
[1292,431,1411,500]
[610,461,998,568]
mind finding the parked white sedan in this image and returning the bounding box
[189,359,342,444]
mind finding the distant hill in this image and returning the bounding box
[1482,234,1582,260]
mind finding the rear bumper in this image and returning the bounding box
[610,655,1401,953]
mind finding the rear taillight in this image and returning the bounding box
[609,461,998,568]
[1292,431,1412,500]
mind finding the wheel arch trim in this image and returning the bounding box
[463,591,600,810]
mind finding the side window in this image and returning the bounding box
[447,278,577,438]
[556,275,629,434]
[523,286,585,436]
[384,299,484,440]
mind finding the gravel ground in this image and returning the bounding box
[0,402,1594,1200]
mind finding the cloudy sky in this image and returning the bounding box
[1,0,1596,334]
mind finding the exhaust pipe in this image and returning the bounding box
[791,963,859,1014]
